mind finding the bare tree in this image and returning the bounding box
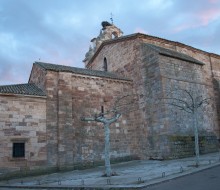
[163,87,211,166]
[81,94,136,177]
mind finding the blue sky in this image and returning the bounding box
[0,0,220,85]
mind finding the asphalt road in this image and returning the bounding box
[142,165,220,190]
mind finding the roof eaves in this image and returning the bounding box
[86,32,219,66]
[0,92,46,98]
[0,83,46,97]
[145,43,204,65]
[34,62,132,82]
[159,52,204,65]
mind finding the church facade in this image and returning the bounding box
[0,22,220,174]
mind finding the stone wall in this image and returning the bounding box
[139,44,167,159]
[160,53,215,123]
[86,38,149,159]
[71,75,139,164]
[159,55,219,158]
[29,67,60,167]
[40,67,140,169]
[210,55,220,138]
[29,63,47,92]
[87,36,220,159]
[87,39,170,159]
[140,44,218,158]
[142,35,220,145]
[170,135,219,158]
[86,38,140,78]
[45,71,59,166]
[141,35,220,140]
[0,95,47,173]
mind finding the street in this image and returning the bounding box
[143,165,220,190]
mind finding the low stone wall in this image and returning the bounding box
[170,135,219,158]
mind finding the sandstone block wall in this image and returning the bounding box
[71,75,139,164]
[160,56,218,157]
[210,56,220,138]
[86,38,149,157]
[29,63,47,92]
[38,67,140,168]
[87,36,220,159]
[160,55,217,132]
[45,71,59,166]
[86,38,140,78]
[139,44,166,159]
[0,95,46,173]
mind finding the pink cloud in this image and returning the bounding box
[209,0,218,3]
[198,8,220,25]
[173,23,192,33]
[60,58,74,66]
[172,7,220,33]
[134,27,149,34]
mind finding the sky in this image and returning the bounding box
[0,0,220,85]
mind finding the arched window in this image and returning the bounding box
[103,57,108,71]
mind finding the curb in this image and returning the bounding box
[0,162,220,189]
[136,161,220,189]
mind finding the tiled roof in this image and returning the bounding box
[145,43,204,65]
[0,83,46,96]
[35,62,132,81]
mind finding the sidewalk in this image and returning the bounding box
[0,152,220,189]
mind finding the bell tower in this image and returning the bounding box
[83,21,123,66]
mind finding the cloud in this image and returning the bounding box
[197,8,220,26]
[0,55,29,85]
[170,0,220,32]
[209,0,219,3]
[134,27,149,34]
[0,0,220,85]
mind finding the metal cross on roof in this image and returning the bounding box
[110,13,114,24]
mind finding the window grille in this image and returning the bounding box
[13,142,25,158]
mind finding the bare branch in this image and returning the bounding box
[165,102,192,114]
[166,87,194,108]
[163,97,193,112]
[197,97,212,108]
[81,93,136,125]
[182,88,194,107]
[113,94,131,108]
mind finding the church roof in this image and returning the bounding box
[145,43,204,65]
[86,32,218,66]
[35,62,132,81]
[0,83,46,97]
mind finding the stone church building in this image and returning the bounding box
[0,22,220,174]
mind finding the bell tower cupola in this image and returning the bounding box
[83,21,123,67]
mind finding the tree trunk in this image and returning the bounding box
[104,123,111,176]
[193,110,200,166]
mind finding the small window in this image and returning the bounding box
[13,142,25,158]
[103,57,108,71]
